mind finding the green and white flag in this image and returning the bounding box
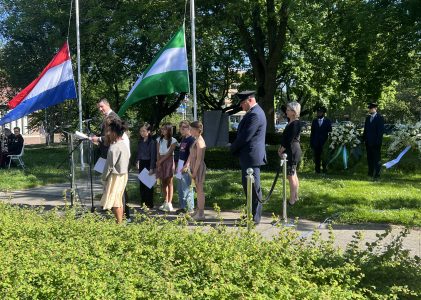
[118,26,190,116]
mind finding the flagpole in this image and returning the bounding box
[75,0,83,132]
[190,0,197,121]
[75,0,86,172]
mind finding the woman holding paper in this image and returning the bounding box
[136,123,157,209]
[100,118,130,224]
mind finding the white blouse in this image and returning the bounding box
[156,137,178,155]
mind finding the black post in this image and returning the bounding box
[85,120,96,213]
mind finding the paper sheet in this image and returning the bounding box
[138,168,156,189]
[94,157,106,173]
[75,131,89,140]
[175,159,185,179]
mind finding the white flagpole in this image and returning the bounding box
[75,0,82,132]
[75,0,85,169]
[190,0,197,121]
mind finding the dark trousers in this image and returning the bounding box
[312,145,326,173]
[366,144,381,178]
[139,159,154,208]
[241,166,263,224]
[123,189,130,219]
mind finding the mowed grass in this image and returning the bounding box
[2,143,420,226]
[201,170,421,226]
[0,145,68,191]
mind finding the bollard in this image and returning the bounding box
[246,168,254,231]
[281,153,288,223]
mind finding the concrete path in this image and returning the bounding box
[1,176,420,258]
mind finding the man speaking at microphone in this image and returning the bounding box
[230,91,267,225]
[90,98,119,158]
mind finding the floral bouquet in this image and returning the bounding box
[325,122,362,170]
[388,122,421,154]
[329,122,361,150]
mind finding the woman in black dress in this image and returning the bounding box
[278,101,302,205]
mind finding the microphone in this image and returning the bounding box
[83,118,93,123]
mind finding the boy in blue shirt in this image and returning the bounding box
[175,120,195,214]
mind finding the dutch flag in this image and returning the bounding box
[0,42,77,125]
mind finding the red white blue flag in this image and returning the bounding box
[0,42,77,125]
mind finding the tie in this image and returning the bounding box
[370,115,374,123]
[318,119,322,127]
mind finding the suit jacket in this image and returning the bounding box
[230,104,267,167]
[310,118,332,148]
[99,110,119,159]
[8,134,24,155]
[363,113,384,146]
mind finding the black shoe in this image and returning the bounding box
[176,208,187,214]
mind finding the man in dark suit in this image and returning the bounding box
[90,98,119,158]
[230,91,267,224]
[310,106,332,173]
[363,102,384,180]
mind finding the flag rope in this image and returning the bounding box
[67,0,74,40]
[184,0,188,26]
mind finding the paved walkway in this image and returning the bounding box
[1,177,420,258]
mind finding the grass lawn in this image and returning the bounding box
[202,170,421,226]
[0,145,68,191]
[128,146,421,226]
[2,143,420,226]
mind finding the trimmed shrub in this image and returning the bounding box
[0,204,419,299]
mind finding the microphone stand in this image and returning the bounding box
[57,130,85,206]
[85,120,95,213]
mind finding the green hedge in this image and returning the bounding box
[206,135,312,171]
[0,204,419,299]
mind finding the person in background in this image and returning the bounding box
[175,120,195,214]
[156,123,178,212]
[0,128,11,168]
[8,127,24,155]
[310,106,332,174]
[186,121,206,220]
[100,118,130,224]
[136,123,157,209]
[363,102,384,180]
[4,127,24,167]
[278,101,302,205]
[230,91,267,225]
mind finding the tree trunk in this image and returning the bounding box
[235,1,289,133]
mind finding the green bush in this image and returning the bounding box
[0,203,419,299]
[206,135,311,172]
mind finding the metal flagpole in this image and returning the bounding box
[190,0,197,121]
[75,0,85,171]
[75,0,82,132]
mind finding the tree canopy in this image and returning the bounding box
[0,0,419,131]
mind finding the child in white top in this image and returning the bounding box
[156,123,177,212]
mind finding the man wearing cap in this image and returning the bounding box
[363,102,384,180]
[230,91,267,224]
[310,106,332,173]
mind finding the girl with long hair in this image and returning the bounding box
[156,123,177,212]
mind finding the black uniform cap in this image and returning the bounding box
[233,90,256,106]
[316,106,327,113]
[367,102,378,109]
